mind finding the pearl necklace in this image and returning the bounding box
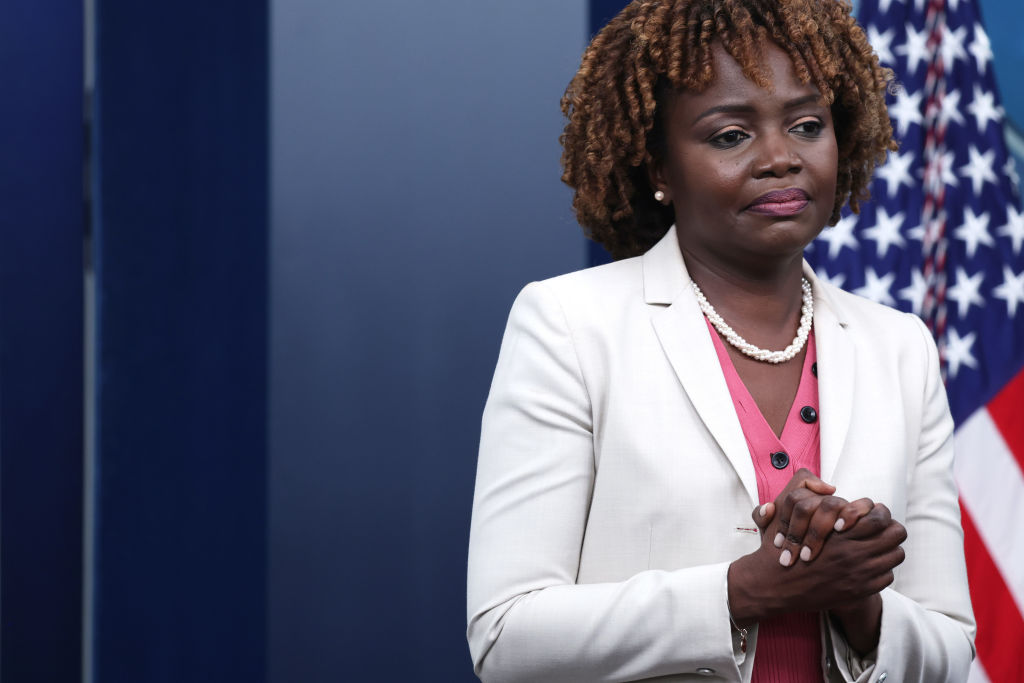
[691,278,813,364]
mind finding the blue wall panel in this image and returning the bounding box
[92,2,267,681]
[269,1,587,680]
[0,2,84,681]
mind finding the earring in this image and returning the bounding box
[654,190,665,202]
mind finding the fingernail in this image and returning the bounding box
[800,545,811,562]
[774,532,784,548]
[779,549,792,567]
[759,504,768,518]
[834,518,845,532]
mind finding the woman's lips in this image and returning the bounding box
[747,189,810,216]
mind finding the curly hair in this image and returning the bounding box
[560,0,896,260]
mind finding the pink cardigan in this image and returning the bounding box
[708,319,824,682]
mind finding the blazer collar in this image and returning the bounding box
[802,264,854,486]
[644,227,856,502]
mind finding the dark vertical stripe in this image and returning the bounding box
[92,2,267,681]
[587,0,630,266]
[0,1,85,681]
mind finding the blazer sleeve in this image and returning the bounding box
[467,281,748,683]
[827,313,976,682]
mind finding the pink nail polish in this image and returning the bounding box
[759,504,768,518]
[774,532,784,548]
[800,546,811,562]
[779,550,792,567]
[834,518,846,532]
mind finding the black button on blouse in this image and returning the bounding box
[800,406,818,423]
[770,451,790,469]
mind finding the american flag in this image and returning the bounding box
[805,0,1024,680]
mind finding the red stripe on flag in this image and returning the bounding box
[960,501,1024,682]
[987,369,1024,475]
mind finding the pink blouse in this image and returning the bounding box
[706,318,823,682]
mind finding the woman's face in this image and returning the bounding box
[651,41,838,274]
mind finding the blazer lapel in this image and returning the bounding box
[804,264,854,485]
[644,228,760,507]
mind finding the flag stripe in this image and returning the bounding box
[961,501,1024,683]
[985,367,1024,475]
[954,407,1024,618]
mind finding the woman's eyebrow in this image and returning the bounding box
[693,94,824,123]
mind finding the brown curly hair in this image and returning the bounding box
[560,0,896,260]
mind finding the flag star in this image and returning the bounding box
[906,222,927,243]
[940,25,968,72]
[939,89,966,129]
[947,267,985,319]
[899,270,929,316]
[969,23,993,75]
[815,268,846,289]
[868,26,897,67]
[993,265,1024,317]
[863,208,906,258]
[966,84,1003,132]
[959,145,998,196]
[923,149,959,190]
[889,89,924,137]
[877,0,898,13]
[897,23,931,75]
[876,150,915,197]
[997,205,1024,255]
[954,207,994,258]
[943,328,978,379]
[818,214,859,259]
[854,267,897,306]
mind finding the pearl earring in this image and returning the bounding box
[654,190,665,202]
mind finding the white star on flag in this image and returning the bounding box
[854,267,897,306]
[906,222,927,243]
[897,23,931,75]
[898,269,929,315]
[863,208,906,258]
[923,149,959,190]
[969,23,993,74]
[940,24,968,71]
[997,205,1024,255]
[938,89,966,128]
[947,267,986,319]
[876,150,915,197]
[818,214,859,259]
[992,265,1024,317]
[868,26,896,66]
[942,327,978,379]
[966,84,1002,131]
[889,88,924,137]
[959,145,998,196]
[954,207,995,258]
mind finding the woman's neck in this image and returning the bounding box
[680,248,809,349]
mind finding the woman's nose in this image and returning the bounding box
[753,132,801,178]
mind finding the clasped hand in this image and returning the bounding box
[727,469,907,652]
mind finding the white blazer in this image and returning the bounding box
[467,226,976,682]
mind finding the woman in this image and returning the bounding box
[467,1,975,681]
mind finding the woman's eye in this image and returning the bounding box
[791,120,823,136]
[709,129,749,148]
